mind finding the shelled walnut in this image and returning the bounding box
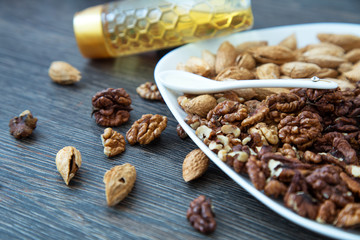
[101,128,126,157]
[92,88,132,127]
[187,195,216,234]
[136,82,163,101]
[126,114,167,145]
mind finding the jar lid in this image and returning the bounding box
[73,5,111,58]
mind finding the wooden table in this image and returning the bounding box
[1,0,360,239]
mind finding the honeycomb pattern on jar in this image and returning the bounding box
[102,1,253,56]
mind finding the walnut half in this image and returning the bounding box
[101,128,126,157]
[126,114,167,145]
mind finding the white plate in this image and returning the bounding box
[154,23,360,239]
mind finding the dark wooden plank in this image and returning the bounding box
[1,0,360,239]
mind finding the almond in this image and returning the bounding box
[345,48,360,63]
[215,41,237,74]
[280,62,320,78]
[303,46,344,58]
[236,41,268,53]
[182,94,217,117]
[215,66,255,81]
[344,68,360,82]
[325,78,355,90]
[184,56,211,77]
[338,62,353,73]
[256,63,280,79]
[55,146,82,185]
[302,42,345,53]
[315,68,338,78]
[317,33,360,51]
[49,61,81,85]
[354,60,360,69]
[182,149,209,182]
[278,33,297,50]
[232,88,258,100]
[202,50,216,76]
[303,54,344,68]
[253,87,290,100]
[252,45,295,64]
[103,163,136,206]
[236,53,256,70]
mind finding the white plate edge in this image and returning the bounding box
[154,23,360,240]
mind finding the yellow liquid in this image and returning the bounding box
[102,4,253,56]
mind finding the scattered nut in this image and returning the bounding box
[187,195,216,234]
[55,146,82,185]
[182,149,209,182]
[103,163,136,206]
[136,82,163,101]
[9,110,37,139]
[92,88,132,127]
[101,128,126,157]
[126,114,167,145]
[48,61,81,84]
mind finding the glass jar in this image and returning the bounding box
[74,0,253,58]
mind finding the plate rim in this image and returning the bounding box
[154,23,360,239]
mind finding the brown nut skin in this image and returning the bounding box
[335,203,360,228]
[207,100,248,128]
[9,110,37,139]
[187,195,216,234]
[126,114,167,145]
[176,124,188,139]
[306,165,354,208]
[316,200,338,224]
[264,180,287,198]
[183,149,209,182]
[246,156,266,190]
[92,88,132,127]
[284,171,319,220]
[278,111,322,150]
[103,163,136,206]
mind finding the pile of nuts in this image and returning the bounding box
[176,33,360,228]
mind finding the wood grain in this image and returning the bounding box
[0,0,359,239]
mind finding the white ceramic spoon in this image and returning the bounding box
[157,70,338,94]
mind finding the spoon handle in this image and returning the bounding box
[158,70,338,94]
